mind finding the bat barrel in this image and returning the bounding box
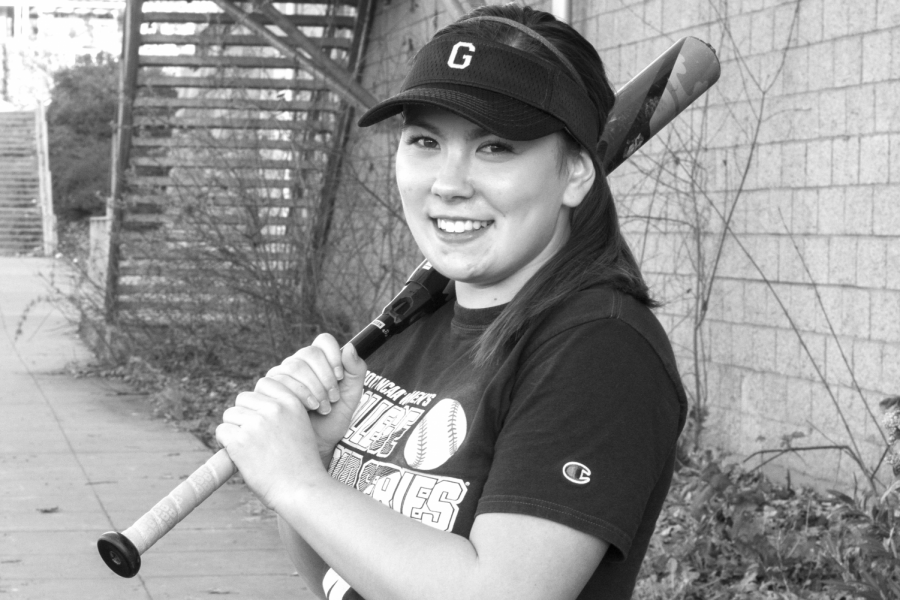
[600,36,721,173]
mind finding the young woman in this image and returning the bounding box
[216,5,687,599]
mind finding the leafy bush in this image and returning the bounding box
[47,53,118,221]
[636,448,900,600]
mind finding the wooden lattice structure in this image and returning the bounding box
[107,0,376,334]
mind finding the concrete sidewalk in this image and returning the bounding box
[0,257,316,599]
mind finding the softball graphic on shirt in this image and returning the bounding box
[403,398,467,470]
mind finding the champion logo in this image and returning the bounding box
[562,461,591,485]
[447,42,475,69]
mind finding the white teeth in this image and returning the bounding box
[436,218,492,233]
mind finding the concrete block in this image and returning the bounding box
[817,186,846,234]
[846,185,875,233]
[874,80,900,133]
[868,290,900,342]
[743,279,770,325]
[788,285,820,333]
[883,343,900,392]
[778,236,805,283]
[862,29,892,83]
[781,43,809,94]
[852,339,884,391]
[743,189,785,233]
[718,277,745,323]
[832,136,861,186]
[817,87,846,135]
[828,236,859,285]
[893,28,900,80]
[791,188,819,233]
[732,323,757,367]
[846,84,876,136]
[840,287,871,338]
[837,384,871,444]
[787,93,820,140]
[872,185,900,235]
[719,238,754,279]
[883,244,900,292]
[833,36,864,87]
[891,135,900,183]
[781,141,807,187]
[803,236,831,285]
[808,380,843,437]
[753,234,781,281]
[849,0,879,33]
[879,0,900,28]
[755,142,783,189]
[776,327,801,376]
[855,237,887,288]
[708,320,733,364]
[822,1,848,39]
[739,370,768,416]
[785,376,815,422]
[859,135,890,184]
[765,376,792,426]
[815,284,843,333]
[752,326,778,372]
[797,0,824,45]
[750,10,774,56]
[641,0,663,34]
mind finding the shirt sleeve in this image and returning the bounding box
[474,318,682,561]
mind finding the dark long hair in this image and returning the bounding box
[436,4,656,366]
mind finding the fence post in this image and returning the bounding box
[107,0,143,322]
[34,103,57,256]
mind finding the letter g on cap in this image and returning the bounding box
[447,42,475,69]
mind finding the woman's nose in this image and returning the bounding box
[430,153,474,201]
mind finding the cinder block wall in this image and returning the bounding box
[340,0,900,489]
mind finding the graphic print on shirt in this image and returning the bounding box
[404,397,468,470]
[328,370,470,533]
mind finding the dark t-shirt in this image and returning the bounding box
[324,287,687,599]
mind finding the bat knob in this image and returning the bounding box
[97,531,141,578]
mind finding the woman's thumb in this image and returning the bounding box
[338,343,367,402]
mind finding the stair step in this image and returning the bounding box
[139,54,323,70]
[130,136,326,152]
[133,115,333,131]
[131,156,314,169]
[139,33,352,51]
[132,96,324,112]
[137,74,333,91]
[128,175,314,187]
[141,12,356,29]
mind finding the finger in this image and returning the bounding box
[222,404,263,426]
[288,344,342,405]
[312,333,345,382]
[215,422,240,449]
[265,357,331,410]
[338,343,367,408]
[255,375,321,412]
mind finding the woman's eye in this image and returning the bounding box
[480,142,513,154]
[405,135,438,149]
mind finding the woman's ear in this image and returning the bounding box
[562,147,596,208]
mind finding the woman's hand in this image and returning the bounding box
[215,334,367,508]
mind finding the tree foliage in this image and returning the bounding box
[47,52,118,221]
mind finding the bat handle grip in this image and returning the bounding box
[97,449,237,577]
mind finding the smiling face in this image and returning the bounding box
[395,106,595,308]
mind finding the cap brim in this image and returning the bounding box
[358,84,565,141]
